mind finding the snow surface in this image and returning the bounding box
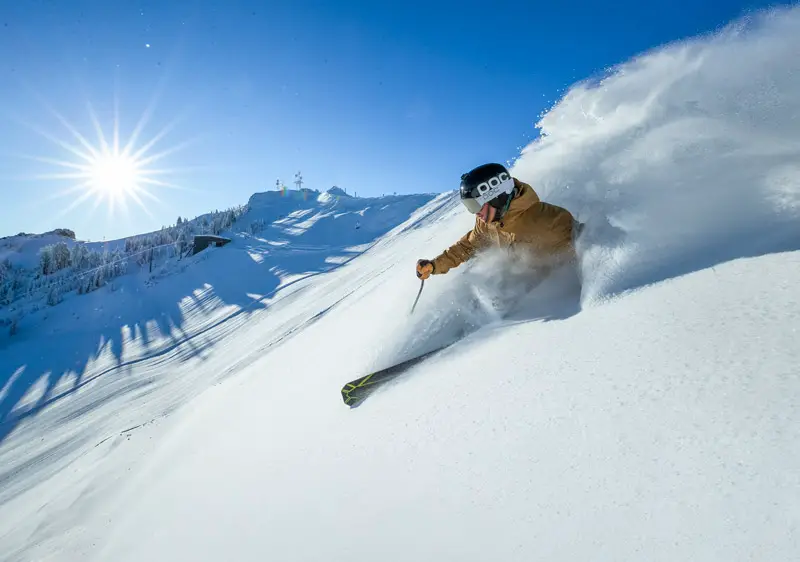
[2,6,800,561]
[0,188,439,444]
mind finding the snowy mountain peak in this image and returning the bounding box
[1,228,75,241]
[241,187,437,245]
[0,229,78,270]
[325,186,351,197]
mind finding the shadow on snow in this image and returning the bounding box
[0,195,437,448]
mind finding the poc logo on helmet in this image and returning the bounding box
[476,171,511,200]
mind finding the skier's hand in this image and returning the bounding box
[416,259,434,280]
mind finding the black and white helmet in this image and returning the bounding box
[459,163,516,217]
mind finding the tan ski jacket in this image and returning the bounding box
[431,178,577,275]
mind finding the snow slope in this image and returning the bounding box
[2,5,800,562]
[0,188,439,480]
[93,251,800,562]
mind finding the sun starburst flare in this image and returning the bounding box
[15,91,199,222]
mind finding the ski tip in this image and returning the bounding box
[341,386,363,408]
[342,395,365,409]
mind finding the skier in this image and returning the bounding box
[416,163,583,281]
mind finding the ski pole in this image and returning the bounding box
[410,279,425,314]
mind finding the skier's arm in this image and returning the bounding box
[431,228,483,275]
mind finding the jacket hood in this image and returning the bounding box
[498,178,540,224]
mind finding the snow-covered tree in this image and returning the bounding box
[39,247,53,275]
[47,284,62,306]
[0,202,247,312]
[71,243,89,270]
[52,242,71,271]
[249,219,266,234]
[175,230,190,258]
[0,262,17,306]
[38,243,71,276]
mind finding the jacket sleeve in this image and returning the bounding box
[431,227,484,275]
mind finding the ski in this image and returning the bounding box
[341,344,452,408]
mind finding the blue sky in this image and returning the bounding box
[0,0,781,241]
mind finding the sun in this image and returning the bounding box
[17,91,196,221]
[89,151,142,198]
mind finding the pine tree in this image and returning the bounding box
[0,274,12,305]
[71,243,88,270]
[47,284,62,306]
[40,246,54,275]
[52,242,71,271]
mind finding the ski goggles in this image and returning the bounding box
[460,197,486,214]
[460,175,514,214]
